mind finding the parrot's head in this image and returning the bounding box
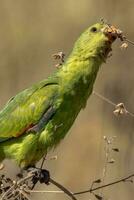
[72,22,118,62]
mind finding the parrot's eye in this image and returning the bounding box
[90,27,97,33]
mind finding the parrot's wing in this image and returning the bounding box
[0,76,59,140]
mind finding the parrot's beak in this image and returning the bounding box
[105,32,117,43]
[101,25,118,43]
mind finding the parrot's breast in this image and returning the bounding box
[38,80,93,152]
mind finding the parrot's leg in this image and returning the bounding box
[28,106,56,133]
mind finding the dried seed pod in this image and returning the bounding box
[108,158,115,164]
[94,179,102,183]
[94,194,103,200]
[112,148,120,152]
[120,42,128,50]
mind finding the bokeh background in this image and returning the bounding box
[0,0,134,199]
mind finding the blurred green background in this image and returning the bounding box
[0,0,134,199]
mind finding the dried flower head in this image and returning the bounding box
[113,103,128,116]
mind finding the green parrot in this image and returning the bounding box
[0,22,117,169]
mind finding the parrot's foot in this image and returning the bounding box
[25,166,50,183]
[31,168,50,187]
[35,169,50,184]
[18,166,50,186]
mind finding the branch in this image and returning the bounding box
[1,171,134,200]
[73,173,134,195]
[50,178,78,200]
[1,172,78,200]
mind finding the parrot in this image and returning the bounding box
[0,21,117,171]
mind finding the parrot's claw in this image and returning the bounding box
[39,169,50,184]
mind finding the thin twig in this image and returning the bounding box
[100,136,114,197]
[40,153,47,169]
[73,173,134,195]
[93,91,116,106]
[1,183,16,200]
[25,189,63,193]
[125,38,134,46]
[19,190,31,200]
[93,91,134,117]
